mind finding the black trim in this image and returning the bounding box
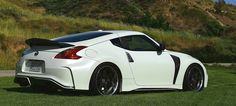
[26,38,74,48]
[64,67,75,89]
[110,38,122,48]
[171,55,181,84]
[14,76,74,89]
[134,88,178,91]
[14,76,31,86]
[126,52,134,62]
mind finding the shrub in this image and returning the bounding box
[205,20,224,36]
[125,12,172,30]
[181,7,225,36]
[184,41,236,62]
[214,0,226,14]
[0,1,26,20]
[0,33,6,51]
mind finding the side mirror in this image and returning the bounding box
[157,43,165,51]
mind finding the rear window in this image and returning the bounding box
[53,32,112,42]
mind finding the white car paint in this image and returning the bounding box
[15,30,208,92]
[127,50,175,86]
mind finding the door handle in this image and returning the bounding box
[125,52,134,62]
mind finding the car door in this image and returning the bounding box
[120,35,175,86]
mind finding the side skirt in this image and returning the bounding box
[134,88,180,91]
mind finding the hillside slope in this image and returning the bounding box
[0,0,235,69]
[35,0,236,37]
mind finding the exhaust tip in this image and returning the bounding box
[14,77,31,87]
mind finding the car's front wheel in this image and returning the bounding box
[183,64,204,91]
[90,63,120,95]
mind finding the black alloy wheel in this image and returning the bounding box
[183,64,204,91]
[90,63,120,95]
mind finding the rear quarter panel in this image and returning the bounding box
[77,40,138,91]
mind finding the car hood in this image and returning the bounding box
[167,50,193,59]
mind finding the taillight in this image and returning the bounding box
[54,46,87,59]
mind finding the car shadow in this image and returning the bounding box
[3,87,181,96]
[3,87,90,96]
[120,90,181,95]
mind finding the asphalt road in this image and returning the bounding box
[0,70,15,77]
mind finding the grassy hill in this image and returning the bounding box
[35,0,236,37]
[0,0,236,69]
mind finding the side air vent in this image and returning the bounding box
[126,52,134,63]
[171,55,180,84]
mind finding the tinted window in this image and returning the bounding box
[120,35,158,51]
[53,32,112,42]
[111,38,122,48]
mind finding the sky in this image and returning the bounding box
[224,0,236,5]
[213,0,236,5]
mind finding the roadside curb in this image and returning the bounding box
[0,70,15,77]
[204,63,236,67]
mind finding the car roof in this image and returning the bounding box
[99,30,145,37]
[53,30,146,46]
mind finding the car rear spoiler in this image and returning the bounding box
[25,38,74,48]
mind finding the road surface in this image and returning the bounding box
[0,70,15,77]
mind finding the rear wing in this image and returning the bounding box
[25,38,74,48]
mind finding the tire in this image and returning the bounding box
[183,64,204,91]
[90,63,120,95]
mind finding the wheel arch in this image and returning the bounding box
[89,62,123,92]
[174,57,208,89]
[182,63,205,91]
[184,63,205,80]
[190,62,208,88]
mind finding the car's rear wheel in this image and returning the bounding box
[183,64,204,91]
[90,63,120,95]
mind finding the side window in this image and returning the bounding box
[110,38,122,48]
[120,35,158,51]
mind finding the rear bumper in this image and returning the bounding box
[16,54,99,90]
[14,75,74,89]
[15,64,76,89]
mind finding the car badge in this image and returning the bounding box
[34,51,39,56]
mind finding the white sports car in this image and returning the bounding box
[15,30,208,95]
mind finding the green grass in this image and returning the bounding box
[0,66,236,106]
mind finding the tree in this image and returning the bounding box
[214,0,226,14]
